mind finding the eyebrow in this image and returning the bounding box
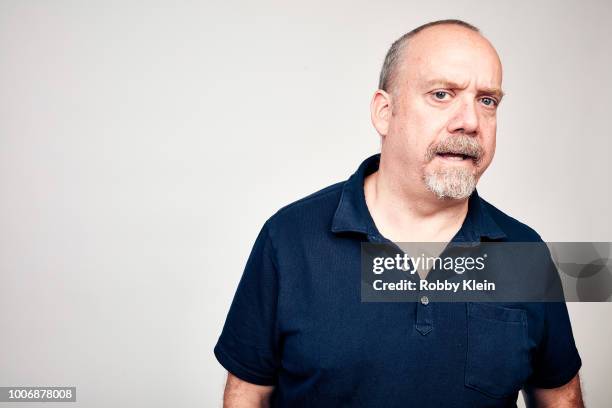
[423,79,505,101]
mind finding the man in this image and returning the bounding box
[214,20,584,407]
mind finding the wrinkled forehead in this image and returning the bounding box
[401,26,503,90]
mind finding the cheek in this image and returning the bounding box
[389,99,454,162]
[400,106,447,151]
[479,120,497,166]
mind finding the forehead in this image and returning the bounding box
[401,25,503,89]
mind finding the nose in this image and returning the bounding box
[447,97,479,135]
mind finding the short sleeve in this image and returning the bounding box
[214,222,280,386]
[526,302,582,388]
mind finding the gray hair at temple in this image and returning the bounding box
[378,19,480,96]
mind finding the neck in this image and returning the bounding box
[364,156,470,242]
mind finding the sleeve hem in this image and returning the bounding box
[214,343,277,386]
[527,353,582,389]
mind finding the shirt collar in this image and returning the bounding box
[331,154,507,242]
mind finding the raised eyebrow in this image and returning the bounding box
[477,88,505,101]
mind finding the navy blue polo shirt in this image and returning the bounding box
[214,154,581,407]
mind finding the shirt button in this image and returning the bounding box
[420,295,429,305]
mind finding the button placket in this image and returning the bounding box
[415,285,433,335]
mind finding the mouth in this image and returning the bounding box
[435,152,476,162]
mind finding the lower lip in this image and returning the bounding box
[435,154,475,164]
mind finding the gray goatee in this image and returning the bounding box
[423,136,484,200]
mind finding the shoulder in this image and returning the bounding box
[263,180,345,238]
[479,197,544,242]
[276,181,345,217]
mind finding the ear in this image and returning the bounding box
[370,90,393,137]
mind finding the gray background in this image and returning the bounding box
[1,1,610,407]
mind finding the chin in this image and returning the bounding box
[423,167,478,200]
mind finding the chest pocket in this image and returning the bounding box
[465,303,531,398]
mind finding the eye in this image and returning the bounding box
[480,97,498,107]
[433,91,450,100]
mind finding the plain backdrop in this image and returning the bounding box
[1,1,611,407]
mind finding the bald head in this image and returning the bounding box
[379,20,502,97]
